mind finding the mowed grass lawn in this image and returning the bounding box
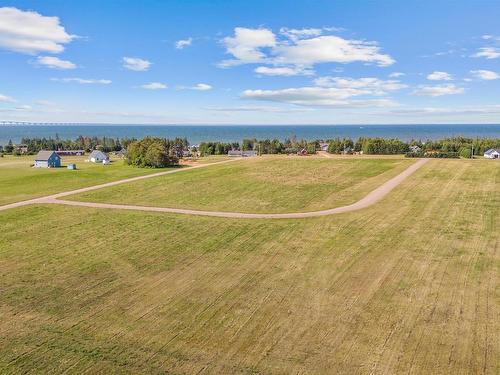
[67,156,413,213]
[0,155,168,205]
[0,159,498,374]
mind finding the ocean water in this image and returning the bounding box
[0,124,499,146]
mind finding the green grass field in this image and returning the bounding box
[0,155,165,205]
[67,156,413,213]
[0,158,498,373]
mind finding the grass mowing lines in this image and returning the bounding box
[0,159,498,373]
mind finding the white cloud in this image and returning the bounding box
[220,27,394,69]
[472,47,500,59]
[37,55,76,69]
[51,77,111,84]
[481,34,500,41]
[241,86,397,107]
[175,37,192,49]
[254,66,314,76]
[192,83,212,91]
[273,35,394,67]
[313,76,407,95]
[391,105,500,116]
[122,57,151,71]
[427,71,453,81]
[177,83,212,91]
[470,69,499,80]
[0,7,75,54]
[0,93,15,103]
[206,105,314,113]
[279,27,322,41]
[35,100,56,106]
[221,27,276,66]
[411,84,464,97]
[389,72,405,78]
[141,82,167,90]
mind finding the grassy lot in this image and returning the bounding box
[0,159,498,373]
[0,155,180,205]
[67,156,413,213]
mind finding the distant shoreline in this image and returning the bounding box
[1,124,499,145]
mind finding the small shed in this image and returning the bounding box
[89,150,110,163]
[67,163,77,170]
[34,150,61,168]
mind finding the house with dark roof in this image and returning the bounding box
[34,150,61,168]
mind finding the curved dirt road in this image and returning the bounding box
[0,158,428,219]
[0,159,238,212]
[48,159,427,219]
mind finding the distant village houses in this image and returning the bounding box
[34,151,61,168]
[14,144,28,154]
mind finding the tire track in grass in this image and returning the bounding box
[402,163,470,374]
[6,214,251,371]
[368,174,446,373]
[90,220,284,374]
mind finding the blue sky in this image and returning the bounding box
[1,0,500,124]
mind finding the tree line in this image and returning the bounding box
[198,137,317,156]
[1,134,499,162]
[1,135,133,154]
[326,136,500,157]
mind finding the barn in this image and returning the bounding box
[34,151,61,168]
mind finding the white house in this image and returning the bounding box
[484,148,500,159]
[88,150,110,163]
[319,142,329,151]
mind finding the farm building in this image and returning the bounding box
[484,148,500,159]
[56,150,85,156]
[319,142,329,151]
[228,150,258,157]
[409,145,422,153]
[34,150,61,168]
[88,150,110,163]
[67,163,77,170]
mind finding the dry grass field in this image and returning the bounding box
[66,156,412,213]
[0,158,498,374]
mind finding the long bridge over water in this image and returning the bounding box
[0,121,91,125]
